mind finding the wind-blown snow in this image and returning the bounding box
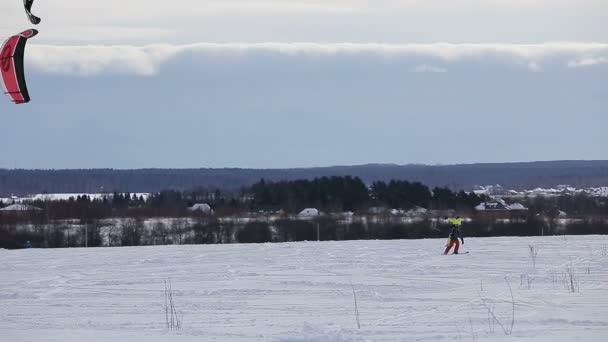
[1,236,608,341]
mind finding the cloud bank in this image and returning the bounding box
[27,42,608,76]
[567,57,608,68]
[3,0,606,45]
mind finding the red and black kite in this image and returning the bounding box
[1,29,38,104]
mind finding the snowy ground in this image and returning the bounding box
[1,236,608,341]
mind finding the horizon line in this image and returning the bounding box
[1,159,607,172]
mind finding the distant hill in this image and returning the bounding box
[1,160,607,195]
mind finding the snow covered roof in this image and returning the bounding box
[0,204,42,211]
[508,203,528,210]
[476,184,608,198]
[390,209,405,215]
[475,200,528,211]
[408,206,428,214]
[298,208,320,217]
[472,184,507,196]
[475,198,509,210]
[188,203,212,213]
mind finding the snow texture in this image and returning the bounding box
[1,236,608,341]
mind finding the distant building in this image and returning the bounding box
[298,208,320,217]
[508,203,528,211]
[368,206,389,215]
[188,203,213,214]
[406,206,428,216]
[390,209,405,216]
[474,198,528,220]
[475,198,528,211]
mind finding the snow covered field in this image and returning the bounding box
[2,236,608,341]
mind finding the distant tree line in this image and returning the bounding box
[0,177,488,221]
[1,175,607,249]
[371,181,483,211]
[250,177,370,212]
[250,177,487,213]
[1,177,607,223]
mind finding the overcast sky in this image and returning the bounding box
[0,0,606,168]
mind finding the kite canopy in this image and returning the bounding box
[1,29,38,104]
[24,0,41,25]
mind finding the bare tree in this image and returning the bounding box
[163,279,183,330]
[478,277,515,335]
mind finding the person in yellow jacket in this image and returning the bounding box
[444,216,464,254]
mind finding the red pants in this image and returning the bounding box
[444,238,460,254]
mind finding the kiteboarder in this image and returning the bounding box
[444,216,464,254]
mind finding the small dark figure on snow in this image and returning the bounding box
[444,216,464,255]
